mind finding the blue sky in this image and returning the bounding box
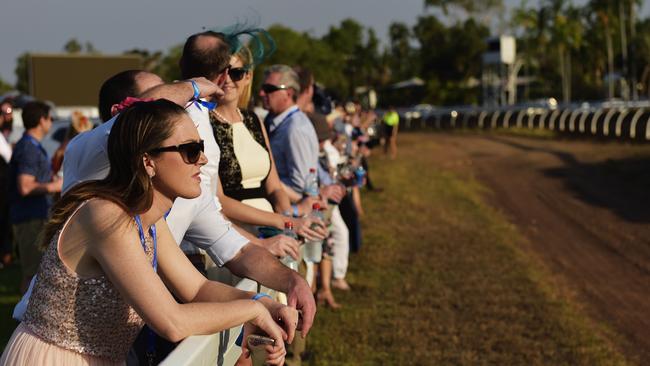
[1,0,648,85]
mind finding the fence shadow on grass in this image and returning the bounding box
[484,135,650,223]
[542,156,650,223]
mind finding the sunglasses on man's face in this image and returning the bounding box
[228,67,249,82]
[149,140,205,164]
[261,83,290,94]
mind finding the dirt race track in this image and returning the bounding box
[417,132,650,363]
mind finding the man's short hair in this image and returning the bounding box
[98,70,144,122]
[293,66,313,95]
[264,65,301,101]
[179,31,231,80]
[22,101,51,130]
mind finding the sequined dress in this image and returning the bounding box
[0,203,153,365]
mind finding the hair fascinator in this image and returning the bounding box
[209,20,276,68]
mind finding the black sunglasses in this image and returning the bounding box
[228,67,249,82]
[149,140,205,164]
[261,83,290,94]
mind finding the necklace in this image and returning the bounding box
[213,108,243,124]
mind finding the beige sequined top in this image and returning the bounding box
[23,210,154,362]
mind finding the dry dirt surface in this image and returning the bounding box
[417,132,650,364]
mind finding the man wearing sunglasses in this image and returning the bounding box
[261,65,345,206]
[177,32,316,332]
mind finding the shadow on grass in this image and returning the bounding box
[543,157,650,223]
[485,135,650,223]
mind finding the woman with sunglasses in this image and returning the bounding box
[209,46,328,262]
[1,100,295,366]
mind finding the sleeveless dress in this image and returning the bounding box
[0,202,153,365]
[210,109,272,218]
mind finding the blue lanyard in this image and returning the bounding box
[268,108,300,135]
[188,99,217,111]
[133,215,157,271]
[134,214,158,364]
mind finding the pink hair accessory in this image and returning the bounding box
[114,97,155,114]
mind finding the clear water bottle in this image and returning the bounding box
[305,168,319,197]
[302,203,324,263]
[280,222,299,271]
[354,165,366,187]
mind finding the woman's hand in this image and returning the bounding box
[320,184,346,204]
[290,216,328,242]
[296,195,320,216]
[255,298,300,344]
[260,235,300,260]
[244,302,288,365]
[270,304,300,344]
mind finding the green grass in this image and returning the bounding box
[0,264,21,349]
[307,134,628,365]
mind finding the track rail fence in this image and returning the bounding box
[399,102,650,142]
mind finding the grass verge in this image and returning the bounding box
[307,134,627,365]
[0,264,21,350]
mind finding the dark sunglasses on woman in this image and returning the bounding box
[228,67,249,82]
[149,140,205,164]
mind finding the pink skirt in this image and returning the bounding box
[1,323,124,366]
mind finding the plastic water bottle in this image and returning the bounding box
[305,168,319,197]
[302,203,324,263]
[354,165,366,187]
[280,222,299,271]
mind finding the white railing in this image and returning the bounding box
[161,261,313,366]
[160,266,279,366]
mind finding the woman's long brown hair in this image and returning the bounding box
[40,99,187,248]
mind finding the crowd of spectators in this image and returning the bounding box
[0,25,391,366]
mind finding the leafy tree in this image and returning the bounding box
[544,1,584,103]
[153,45,182,82]
[14,53,29,94]
[85,41,99,54]
[388,22,414,81]
[124,48,163,72]
[424,0,503,14]
[322,18,366,97]
[0,77,13,94]
[261,25,347,99]
[634,18,650,97]
[64,38,83,53]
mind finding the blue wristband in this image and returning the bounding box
[292,204,299,217]
[188,79,200,100]
[235,293,272,346]
[252,293,272,301]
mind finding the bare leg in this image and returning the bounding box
[317,257,341,309]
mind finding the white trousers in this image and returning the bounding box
[330,206,350,279]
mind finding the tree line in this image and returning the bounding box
[3,0,649,107]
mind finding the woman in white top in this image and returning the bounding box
[210,45,327,259]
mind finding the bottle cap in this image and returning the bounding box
[312,203,321,210]
[284,221,293,229]
[309,168,316,173]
